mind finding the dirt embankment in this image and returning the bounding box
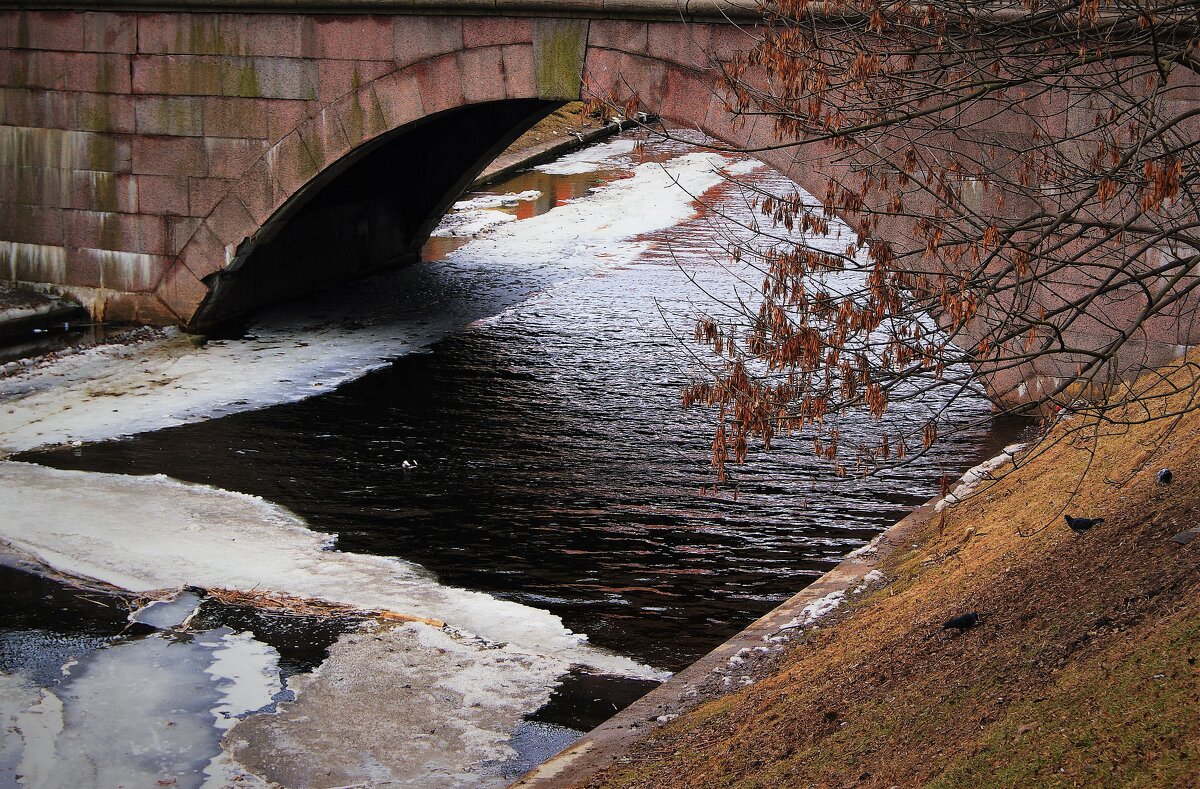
[579,361,1200,788]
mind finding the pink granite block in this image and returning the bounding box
[136,174,189,217]
[501,45,536,100]
[307,16,394,61]
[205,137,269,180]
[166,215,202,255]
[133,135,207,177]
[264,129,319,200]
[68,53,132,94]
[648,22,713,70]
[412,54,464,117]
[101,291,178,324]
[0,88,75,128]
[76,91,136,133]
[64,209,167,255]
[661,66,715,129]
[394,17,463,69]
[459,47,506,105]
[15,11,86,52]
[317,59,395,103]
[265,98,314,143]
[188,176,236,217]
[135,95,205,136]
[133,55,316,100]
[69,170,139,213]
[156,260,211,321]
[204,194,255,248]
[0,12,18,48]
[83,12,135,53]
[64,246,103,287]
[297,107,351,171]
[202,96,270,139]
[0,202,63,245]
[177,220,226,280]
[234,163,288,226]
[587,21,648,55]
[137,13,304,57]
[705,24,757,63]
[100,249,170,292]
[581,47,623,103]
[463,18,531,49]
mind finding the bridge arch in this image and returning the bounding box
[159,19,831,330]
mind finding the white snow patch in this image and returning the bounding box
[452,190,542,210]
[533,138,638,175]
[780,590,846,631]
[0,461,660,682]
[936,442,1027,512]
[853,569,886,594]
[431,208,517,238]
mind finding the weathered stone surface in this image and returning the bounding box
[459,46,506,105]
[394,17,463,68]
[412,54,465,116]
[316,59,395,103]
[532,18,588,100]
[132,134,207,177]
[306,16,395,61]
[133,55,318,100]
[463,17,531,49]
[188,175,236,217]
[136,174,189,217]
[155,260,210,322]
[136,13,306,58]
[64,209,167,255]
[588,20,649,54]
[83,12,136,54]
[177,220,226,280]
[204,137,269,180]
[135,96,205,137]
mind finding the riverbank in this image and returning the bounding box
[537,356,1200,787]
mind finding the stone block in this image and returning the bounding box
[265,98,314,143]
[76,91,136,134]
[0,202,63,245]
[662,66,715,129]
[135,96,205,137]
[137,13,305,58]
[136,174,189,217]
[463,18,532,49]
[333,80,396,146]
[70,170,139,213]
[13,11,86,52]
[133,55,318,100]
[533,18,588,101]
[648,22,713,70]
[0,87,75,129]
[156,260,211,323]
[132,135,207,177]
[205,137,269,180]
[83,12,135,54]
[264,129,319,201]
[0,12,17,49]
[501,45,536,100]
[234,164,286,227]
[1,50,130,94]
[202,96,270,139]
[394,17,463,69]
[166,215,202,255]
[413,54,465,116]
[317,59,395,103]
[306,16,395,61]
[188,176,236,217]
[6,238,66,282]
[459,47,507,105]
[177,220,227,280]
[0,165,65,208]
[101,291,178,325]
[297,107,351,172]
[64,209,167,255]
[64,245,103,287]
[587,21,648,55]
[89,247,168,292]
[205,198,252,257]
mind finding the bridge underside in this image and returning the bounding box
[192,98,559,331]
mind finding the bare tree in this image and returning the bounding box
[666,0,1200,479]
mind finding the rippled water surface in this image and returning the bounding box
[19,131,1007,671]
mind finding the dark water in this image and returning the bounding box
[11,132,1015,678]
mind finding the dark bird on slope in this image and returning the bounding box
[1157,468,1173,485]
[942,612,979,633]
[1064,514,1104,534]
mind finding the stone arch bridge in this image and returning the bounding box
[2,1,1198,403]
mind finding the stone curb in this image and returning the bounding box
[472,114,653,188]
[511,493,941,787]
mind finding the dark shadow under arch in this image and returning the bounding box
[191,98,562,332]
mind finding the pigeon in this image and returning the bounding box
[1157,468,1173,485]
[1064,514,1104,534]
[942,612,979,633]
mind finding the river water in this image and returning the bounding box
[0,131,1011,786]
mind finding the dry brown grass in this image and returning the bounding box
[583,359,1200,788]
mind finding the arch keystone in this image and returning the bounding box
[533,19,588,100]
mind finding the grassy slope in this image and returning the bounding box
[582,366,1200,788]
